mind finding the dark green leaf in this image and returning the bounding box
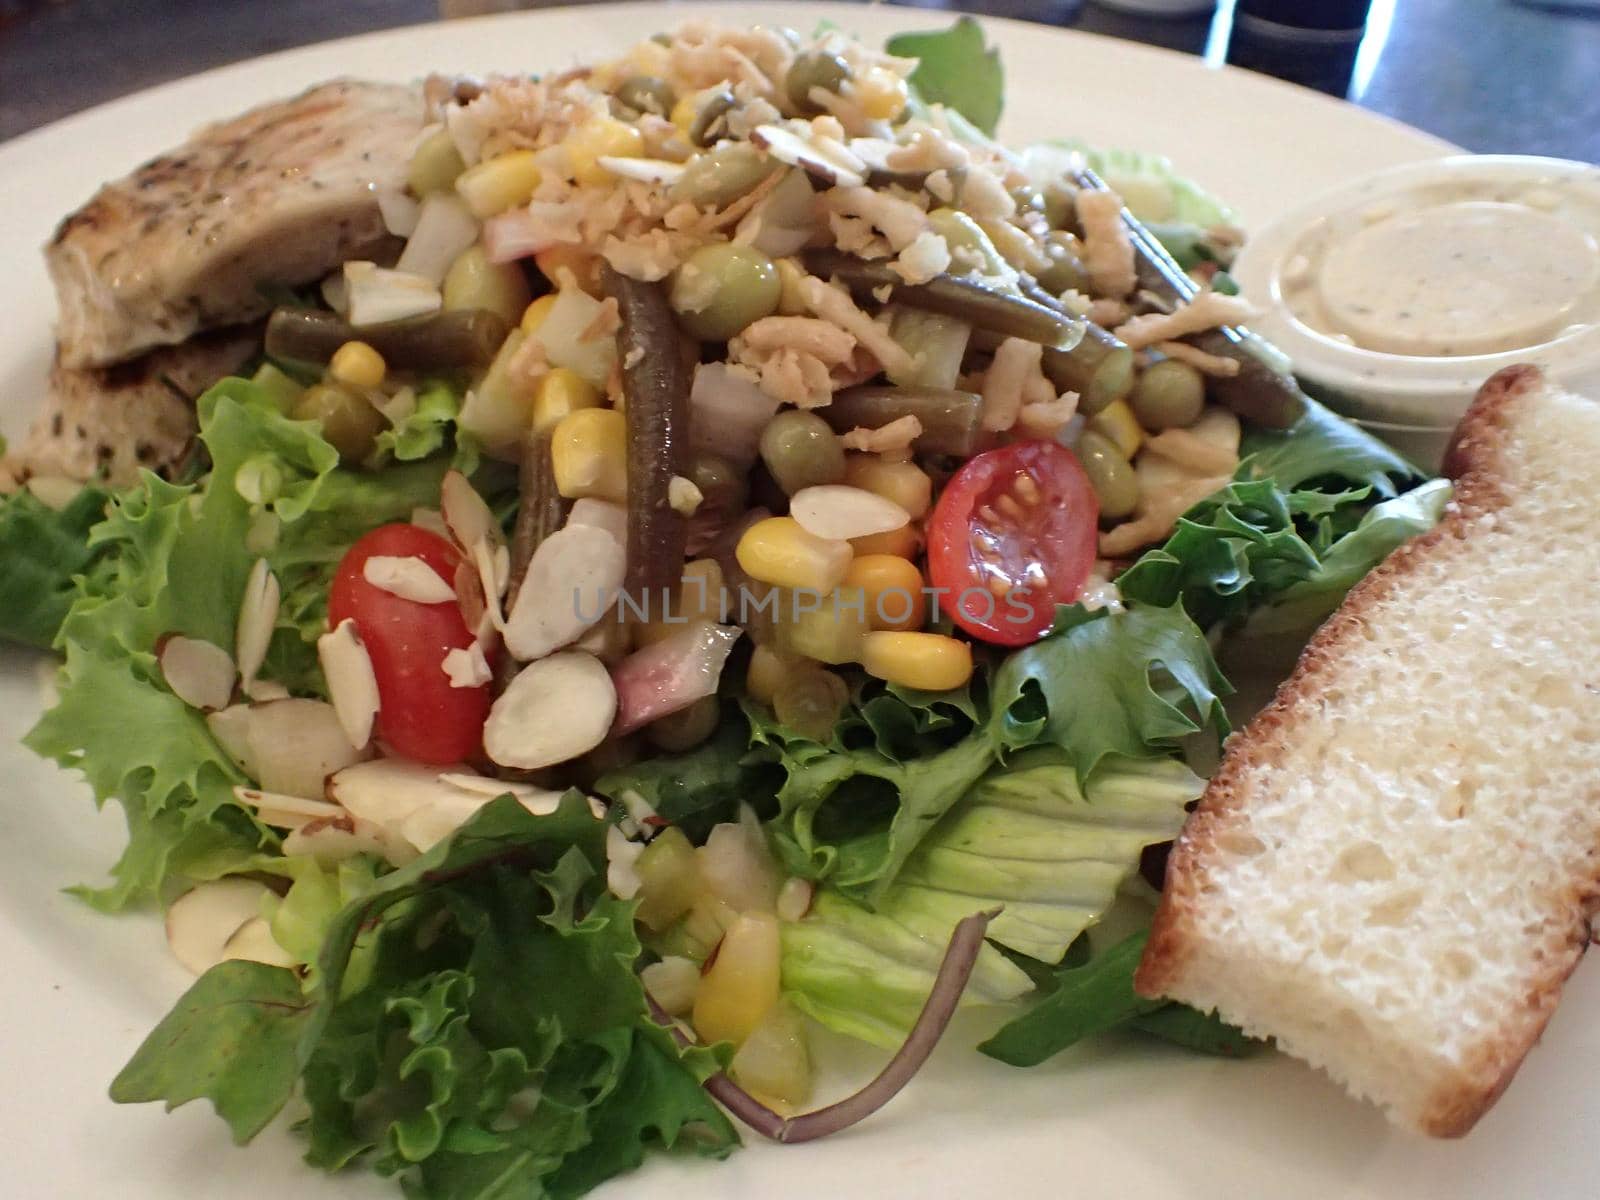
[1241,396,1420,495]
[1129,1005,1264,1057]
[0,485,112,648]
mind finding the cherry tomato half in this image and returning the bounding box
[328,524,489,764]
[925,440,1098,646]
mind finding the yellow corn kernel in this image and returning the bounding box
[1090,398,1144,460]
[693,912,782,1047]
[850,522,921,559]
[534,244,604,296]
[635,560,727,645]
[327,341,385,390]
[566,116,645,187]
[775,257,809,316]
[551,408,628,503]
[844,555,927,632]
[860,631,973,692]
[532,367,602,434]
[777,587,871,665]
[736,517,853,594]
[454,149,541,218]
[746,643,804,706]
[669,94,699,139]
[520,293,559,334]
[634,827,703,932]
[854,67,910,122]
[843,454,933,520]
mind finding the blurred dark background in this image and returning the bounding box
[1,0,1597,159]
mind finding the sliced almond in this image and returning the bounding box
[790,484,910,542]
[606,824,645,900]
[485,650,617,770]
[220,916,298,969]
[455,557,496,645]
[317,619,381,749]
[244,678,291,702]
[751,123,867,189]
[776,876,815,922]
[207,705,259,777]
[598,155,686,185]
[399,790,495,854]
[441,469,500,553]
[232,786,344,830]
[165,878,273,976]
[283,812,417,866]
[441,643,493,689]
[411,506,451,538]
[236,559,280,692]
[437,772,565,813]
[566,498,628,545]
[502,525,626,661]
[641,955,701,1016]
[328,758,471,827]
[587,796,610,821]
[158,635,236,711]
[362,555,457,605]
[247,699,367,798]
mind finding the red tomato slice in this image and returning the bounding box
[926,440,1099,646]
[328,524,490,764]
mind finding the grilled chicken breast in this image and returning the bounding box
[5,328,260,490]
[47,80,424,369]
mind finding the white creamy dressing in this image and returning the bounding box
[1278,174,1600,358]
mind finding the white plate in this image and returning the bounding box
[6,5,1591,1199]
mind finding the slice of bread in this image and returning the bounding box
[1136,364,1600,1137]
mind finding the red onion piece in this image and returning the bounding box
[610,622,742,735]
[649,906,1000,1144]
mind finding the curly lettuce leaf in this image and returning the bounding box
[372,379,480,475]
[28,377,458,906]
[1241,396,1420,495]
[781,750,1200,1047]
[989,603,1229,785]
[887,16,1004,136]
[1021,140,1236,227]
[113,794,736,1196]
[0,485,113,648]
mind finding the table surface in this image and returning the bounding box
[1,0,1596,159]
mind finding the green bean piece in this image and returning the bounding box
[886,307,971,390]
[646,695,721,752]
[1034,232,1090,295]
[442,245,533,326]
[1075,430,1140,521]
[292,383,385,464]
[408,127,466,196]
[688,88,738,148]
[604,265,693,598]
[823,387,984,458]
[759,410,846,496]
[1130,359,1206,431]
[265,307,511,370]
[669,243,781,341]
[926,207,1010,279]
[670,141,780,210]
[616,74,677,118]
[1040,324,1135,415]
[772,667,850,741]
[1073,165,1304,429]
[805,249,1082,351]
[786,50,852,113]
[508,428,567,609]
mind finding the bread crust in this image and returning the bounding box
[1136,364,1590,1136]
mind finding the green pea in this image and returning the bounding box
[1076,430,1140,521]
[687,451,750,518]
[615,74,677,118]
[441,245,533,326]
[786,50,852,113]
[772,668,849,742]
[688,88,737,148]
[669,243,782,341]
[670,141,779,210]
[1034,231,1089,295]
[646,695,721,752]
[758,410,846,496]
[293,383,385,464]
[1130,359,1206,431]
[407,127,465,196]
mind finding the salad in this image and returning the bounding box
[0,17,1450,1199]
